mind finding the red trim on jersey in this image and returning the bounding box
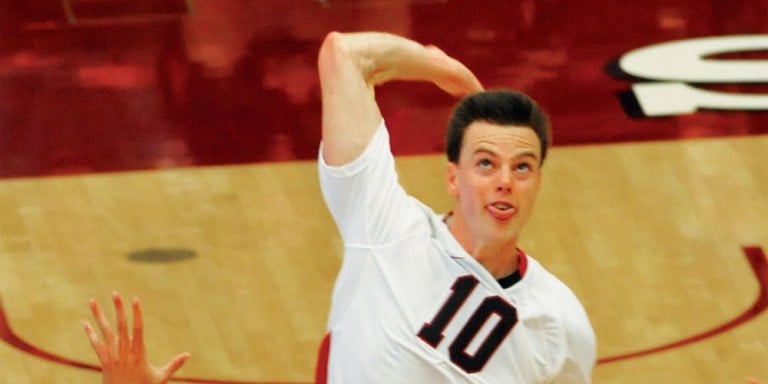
[518,249,528,277]
[314,333,331,384]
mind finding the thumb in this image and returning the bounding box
[159,352,190,381]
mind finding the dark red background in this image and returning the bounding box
[1,0,766,179]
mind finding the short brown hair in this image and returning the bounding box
[445,90,551,164]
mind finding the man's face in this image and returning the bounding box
[447,121,542,244]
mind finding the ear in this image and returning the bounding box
[446,162,459,198]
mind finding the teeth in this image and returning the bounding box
[492,203,512,210]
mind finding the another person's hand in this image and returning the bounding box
[84,292,190,384]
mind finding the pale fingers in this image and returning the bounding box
[89,298,117,360]
[131,296,145,356]
[82,320,109,364]
[158,352,191,382]
[112,292,130,358]
[424,45,483,96]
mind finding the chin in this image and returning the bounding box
[486,226,519,242]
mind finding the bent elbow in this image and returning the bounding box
[318,32,347,75]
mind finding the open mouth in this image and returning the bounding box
[487,202,517,220]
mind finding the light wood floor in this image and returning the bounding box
[1,135,766,383]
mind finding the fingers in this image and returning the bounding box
[159,352,191,382]
[424,44,483,96]
[89,294,147,359]
[89,298,117,360]
[113,292,130,358]
[86,292,189,382]
[447,58,483,96]
[131,296,145,356]
[83,320,109,364]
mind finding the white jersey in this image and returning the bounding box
[318,121,596,383]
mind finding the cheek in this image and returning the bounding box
[460,175,486,194]
[517,179,541,203]
[461,181,491,210]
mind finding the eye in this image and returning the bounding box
[515,160,539,176]
[515,162,531,172]
[477,158,494,169]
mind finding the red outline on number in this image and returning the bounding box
[0,246,765,380]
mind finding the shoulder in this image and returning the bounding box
[319,120,389,172]
[523,257,590,317]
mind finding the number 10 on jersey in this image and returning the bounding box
[417,275,519,373]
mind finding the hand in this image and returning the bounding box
[84,292,190,384]
[424,44,484,97]
[330,31,483,97]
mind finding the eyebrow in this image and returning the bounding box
[472,148,498,158]
[515,150,539,161]
[472,148,539,161]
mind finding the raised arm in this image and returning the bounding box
[317,31,483,166]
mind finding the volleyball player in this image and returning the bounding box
[83,31,597,384]
[314,31,596,382]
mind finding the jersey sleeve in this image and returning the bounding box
[318,120,422,246]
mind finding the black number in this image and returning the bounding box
[417,275,518,373]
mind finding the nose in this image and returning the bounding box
[496,168,513,193]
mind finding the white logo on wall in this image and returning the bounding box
[619,35,768,116]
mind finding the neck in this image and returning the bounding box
[446,211,520,279]
[473,242,520,279]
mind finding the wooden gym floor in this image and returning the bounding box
[1,1,766,383]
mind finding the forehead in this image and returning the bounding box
[461,121,541,157]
